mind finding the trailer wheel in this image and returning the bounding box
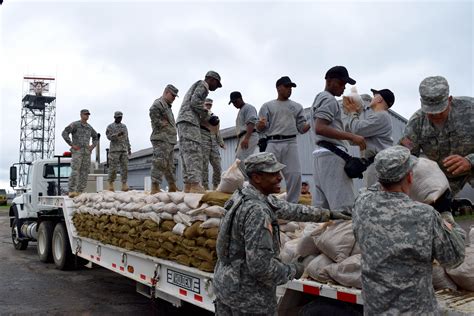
[38,221,54,262]
[52,222,75,270]
[11,218,28,250]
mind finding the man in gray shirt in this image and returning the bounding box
[344,88,395,186]
[312,66,366,209]
[229,91,258,168]
[257,76,310,203]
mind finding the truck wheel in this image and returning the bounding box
[38,221,54,262]
[52,222,75,270]
[11,218,28,250]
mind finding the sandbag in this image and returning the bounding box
[168,192,185,204]
[446,246,474,291]
[184,193,204,209]
[409,158,450,204]
[305,254,334,283]
[325,254,361,289]
[200,218,221,229]
[155,192,171,203]
[296,224,326,257]
[162,203,179,214]
[280,238,300,264]
[316,220,355,263]
[280,222,299,233]
[216,159,244,193]
[432,263,457,290]
[172,223,187,236]
[200,191,232,207]
[204,205,226,218]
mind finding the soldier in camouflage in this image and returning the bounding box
[353,146,466,315]
[176,71,222,193]
[400,76,473,195]
[149,84,179,194]
[200,98,225,190]
[62,109,99,198]
[106,111,131,192]
[214,152,352,315]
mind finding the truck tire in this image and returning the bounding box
[52,222,75,270]
[37,221,54,262]
[11,218,29,250]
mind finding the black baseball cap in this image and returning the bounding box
[276,76,297,87]
[371,88,395,107]
[228,91,242,104]
[325,66,356,85]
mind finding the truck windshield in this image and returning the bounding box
[43,163,72,178]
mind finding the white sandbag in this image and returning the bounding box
[144,195,159,204]
[305,254,334,283]
[147,212,161,224]
[296,224,326,257]
[162,203,178,214]
[280,222,299,233]
[177,203,191,214]
[159,212,174,220]
[168,192,185,204]
[118,210,133,219]
[446,246,474,291]
[432,263,457,290]
[173,212,192,227]
[141,204,154,213]
[280,238,300,264]
[409,158,450,204]
[217,159,244,193]
[172,223,187,236]
[190,214,208,222]
[184,193,204,209]
[325,254,362,288]
[204,205,226,218]
[155,192,171,203]
[187,204,209,216]
[151,202,165,212]
[316,220,355,263]
[200,218,221,228]
[351,242,361,256]
[280,232,291,246]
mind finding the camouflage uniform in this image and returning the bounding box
[150,92,178,186]
[401,76,474,194]
[176,79,212,184]
[353,146,466,315]
[200,99,223,189]
[106,111,131,184]
[62,110,98,193]
[214,152,348,315]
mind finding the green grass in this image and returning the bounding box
[454,214,474,222]
[0,204,10,211]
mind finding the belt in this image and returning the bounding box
[200,126,210,132]
[267,135,296,141]
[238,129,256,138]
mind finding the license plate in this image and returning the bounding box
[167,269,200,294]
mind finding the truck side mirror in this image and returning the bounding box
[10,166,17,182]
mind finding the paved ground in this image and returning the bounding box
[0,208,212,315]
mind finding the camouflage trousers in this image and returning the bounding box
[201,130,222,189]
[150,140,176,185]
[178,137,203,184]
[215,299,276,316]
[69,148,91,193]
[108,151,128,183]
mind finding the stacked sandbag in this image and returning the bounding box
[71,191,225,272]
[446,244,474,291]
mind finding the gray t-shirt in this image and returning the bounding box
[258,99,307,139]
[311,91,349,149]
[345,109,393,157]
[236,103,258,136]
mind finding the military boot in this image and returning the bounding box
[150,182,160,194]
[183,183,190,193]
[68,191,78,198]
[168,183,179,192]
[121,183,129,192]
[107,182,115,192]
[188,183,206,193]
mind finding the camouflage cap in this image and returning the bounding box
[419,76,450,114]
[244,152,286,174]
[375,146,418,183]
[165,84,179,97]
[114,111,123,117]
[204,98,213,104]
[80,109,90,115]
[205,70,222,87]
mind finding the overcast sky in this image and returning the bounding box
[0,0,473,191]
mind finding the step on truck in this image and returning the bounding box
[9,157,474,315]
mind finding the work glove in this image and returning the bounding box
[292,261,305,279]
[431,189,453,214]
[329,207,352,220]
[208,115,220,126]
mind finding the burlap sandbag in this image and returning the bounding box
[432,263,457,290]
[446,246,474,291]
[305,254,334,283]
[190,256,202,268]
[296,224,327,257]
[409,158,450,204]
[316,220,355,263]
[201,191,232,207]
[194,247,215,262]
[184,221,203,239]
[205,227,219,239]
[145,240,161,249]
[325,254,361,289]
[176,254,191,266]
[159,231,175,243]
[199,261,215,272]
[182,238,197,248]
[196,236,207,247]
[160,220,176,232]
[204,239,217,249]
[162,241,175,253]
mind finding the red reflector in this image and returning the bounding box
[303,285,320,296]
[337,292,357,304]
[119,266,124,271]
[127,266,134,273]
[140,274,146,280]
[194,294,203,302]
[63,151,71,157]
[90,255,94,259]
[151,278,157,285]
[112,263,117,268]
[179,289,187,296]
[96,257,100,261]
